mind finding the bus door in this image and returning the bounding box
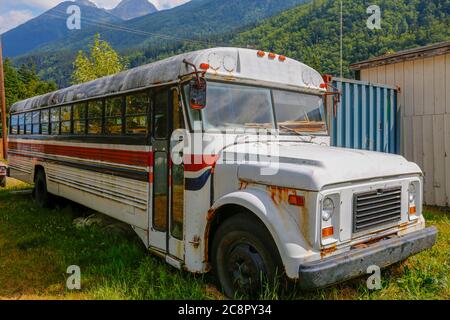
[150,87,185,262]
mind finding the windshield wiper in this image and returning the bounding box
[278,125,316,143]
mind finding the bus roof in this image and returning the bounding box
[10,47,326,113]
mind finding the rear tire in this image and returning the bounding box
[34,169,51,208]
[211,213,283,298]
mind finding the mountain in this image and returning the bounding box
[11,0,308,57]
[10,0,309,86]
[110,0,158,20]
[13,0,449,89]
[232,0,450,77]
[2,0,122,57]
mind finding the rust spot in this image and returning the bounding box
[268,186,290,206]
[299,192,312,247]
[190,235,201,249]
[320,244,337,258]
[207,208,216,221]
[204,208,217,263]
[239,180,248,190]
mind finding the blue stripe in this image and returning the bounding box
[185,169,212,191]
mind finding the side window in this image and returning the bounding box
[73,103,86,135]
[18,114,25,134]
[50,107,60,135]
[126,93,149,135]
[171,89,185,240]
[41,109,50,135]
[25,113,32,134]
[32,111,40,134]
[172,90,185,130]
[153,151,168,231]
[105,96,123,135]
[88,100,104,135]
[61,105,72,134]
[10,115,18,135]
[154,89,169,139]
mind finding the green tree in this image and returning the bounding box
[3,59,56,111]
[72,34,126,84]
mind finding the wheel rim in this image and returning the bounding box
[226,242,267,294]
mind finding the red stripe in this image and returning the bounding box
[184,154,219,172]
[9,142,153,167]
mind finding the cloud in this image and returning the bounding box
[0,10,34,34]
[150,0,191,10]
[0,0,192,34]
[91,0,121,10]
[12,0,64,10]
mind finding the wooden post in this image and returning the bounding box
[0,36,7,160]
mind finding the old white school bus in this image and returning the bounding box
[7,48,437,297]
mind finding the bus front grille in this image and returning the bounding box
[353,187,402,233]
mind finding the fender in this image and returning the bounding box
[210,187,318,278]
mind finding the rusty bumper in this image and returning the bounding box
[298,226,438,290]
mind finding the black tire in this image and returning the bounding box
[34,169,51,208]
[211,213,283,298]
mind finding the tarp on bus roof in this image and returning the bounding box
[10,47,325,113]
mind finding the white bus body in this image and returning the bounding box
[8,48,437,296]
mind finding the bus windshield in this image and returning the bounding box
[185,81,326,133]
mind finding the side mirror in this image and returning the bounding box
[189,78,207,110]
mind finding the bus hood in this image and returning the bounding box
[229,141,422,191]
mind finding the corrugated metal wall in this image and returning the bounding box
[330,78,400,154]
[359,53,450,207]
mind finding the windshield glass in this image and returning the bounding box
[184,81,326,133]
[273,89,326,133]
[202,82,274,130]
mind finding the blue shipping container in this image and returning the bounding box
[330,78,400,155]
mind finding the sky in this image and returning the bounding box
[0,0,191,34]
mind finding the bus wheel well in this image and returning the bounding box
[33,165,45,182]
[206,204,270,264]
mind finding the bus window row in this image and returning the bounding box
[10,91,152,136]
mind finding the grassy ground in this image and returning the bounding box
[0,179,448,300]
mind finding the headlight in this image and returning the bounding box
[322,197,335,221]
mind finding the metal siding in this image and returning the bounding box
[331,78,399,154]
[446,54,450,114]
[433,115,446,206]
[445,114,450,206]
[422,115,435,205]
[358,54,449,207]
[404,61,414,117]
[413,59,424,116]
[433,55,445,115]
[403,116,413,161]
[423,57,435,116]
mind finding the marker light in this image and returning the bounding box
[257,51,265,57]
[268,53,276,59]
[322,74,332,83]
[322,226,334,238]
[199,63,210,70]
[288,194,305,207]
[279,55,286,62]
[320,83,327,89]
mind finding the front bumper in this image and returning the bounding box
[298,227,438,289]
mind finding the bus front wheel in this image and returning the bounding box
[211,213,283,298]
[34,169,51,208]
